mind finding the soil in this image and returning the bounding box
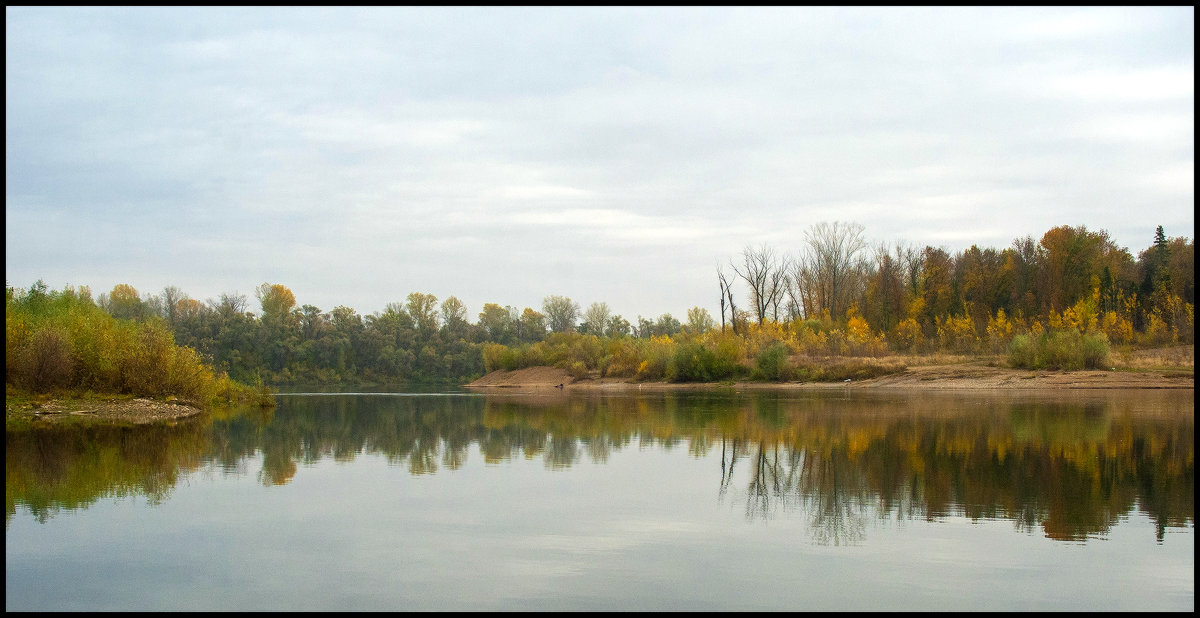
[465,359,1194,392]
[6,396,204,427]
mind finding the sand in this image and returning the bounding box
[465,361,1193,392]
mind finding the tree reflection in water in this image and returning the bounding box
[7,389,1193,544]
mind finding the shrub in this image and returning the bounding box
[667,341,738,382]
[6,282,266,407]
[1079,333,1112,369]
[1008,334,1037,369]
[1008,329,1112,370]
[603,338,642,378]
[482,343,515,372]
[635,337,674,381]
[754,342,792,381]
[18,327,76,391]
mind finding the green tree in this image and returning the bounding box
[543,295,580,333]
[605,314,632,338]
[440,296,469,341]
[582,302,612,335]
[519,307,547,342]
[653,313,681,337]
[478,303,514,344]
[406,292,440,334]
[685,306,715,334]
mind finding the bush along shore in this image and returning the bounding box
[7,283,273,427]
[479,323,1192,386]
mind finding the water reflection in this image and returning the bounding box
[7,389,1193,544]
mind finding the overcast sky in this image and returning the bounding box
[6,6,1194,321]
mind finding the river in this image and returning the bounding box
[5,388,1194,611]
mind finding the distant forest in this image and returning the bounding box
[7,223,1193,386]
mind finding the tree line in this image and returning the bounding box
[8,221,1193,387]
[51,283,697,386]
[719,222,1192,348]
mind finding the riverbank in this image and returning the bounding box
[6,394,205,428]
[465,348,1194,392]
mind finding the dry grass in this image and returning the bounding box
[1114,344,1194,371]
[864,353,978,367]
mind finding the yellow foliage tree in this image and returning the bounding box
[256,283,297,320]
[891,318,923,353]
[986,309,1014,354]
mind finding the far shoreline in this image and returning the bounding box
[464,361,1194,392]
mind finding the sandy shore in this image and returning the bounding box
[465,361,1194,392]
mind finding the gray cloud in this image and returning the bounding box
[6,6,1193,320]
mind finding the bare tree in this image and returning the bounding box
[732,244,787,324]
[159,285,185,325]
[784,261,808,321]
[893,241,922,299]
[800,221,868,321]
[717,264,738,334]
[767,254,790,322]
[215,292,248,317]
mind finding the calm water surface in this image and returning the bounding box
[6,388,1194,611]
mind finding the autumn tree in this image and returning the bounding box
[1007,236,1041,320]
[862,244,906,334]
[105,283,145,320]
[256,283,297,321]
[1165,235,1194,305]
[1038,225,1113,313]
[955,245,1008,335]
[919,247,957,334]
[252,283,299,372]
[175,297,204,321]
